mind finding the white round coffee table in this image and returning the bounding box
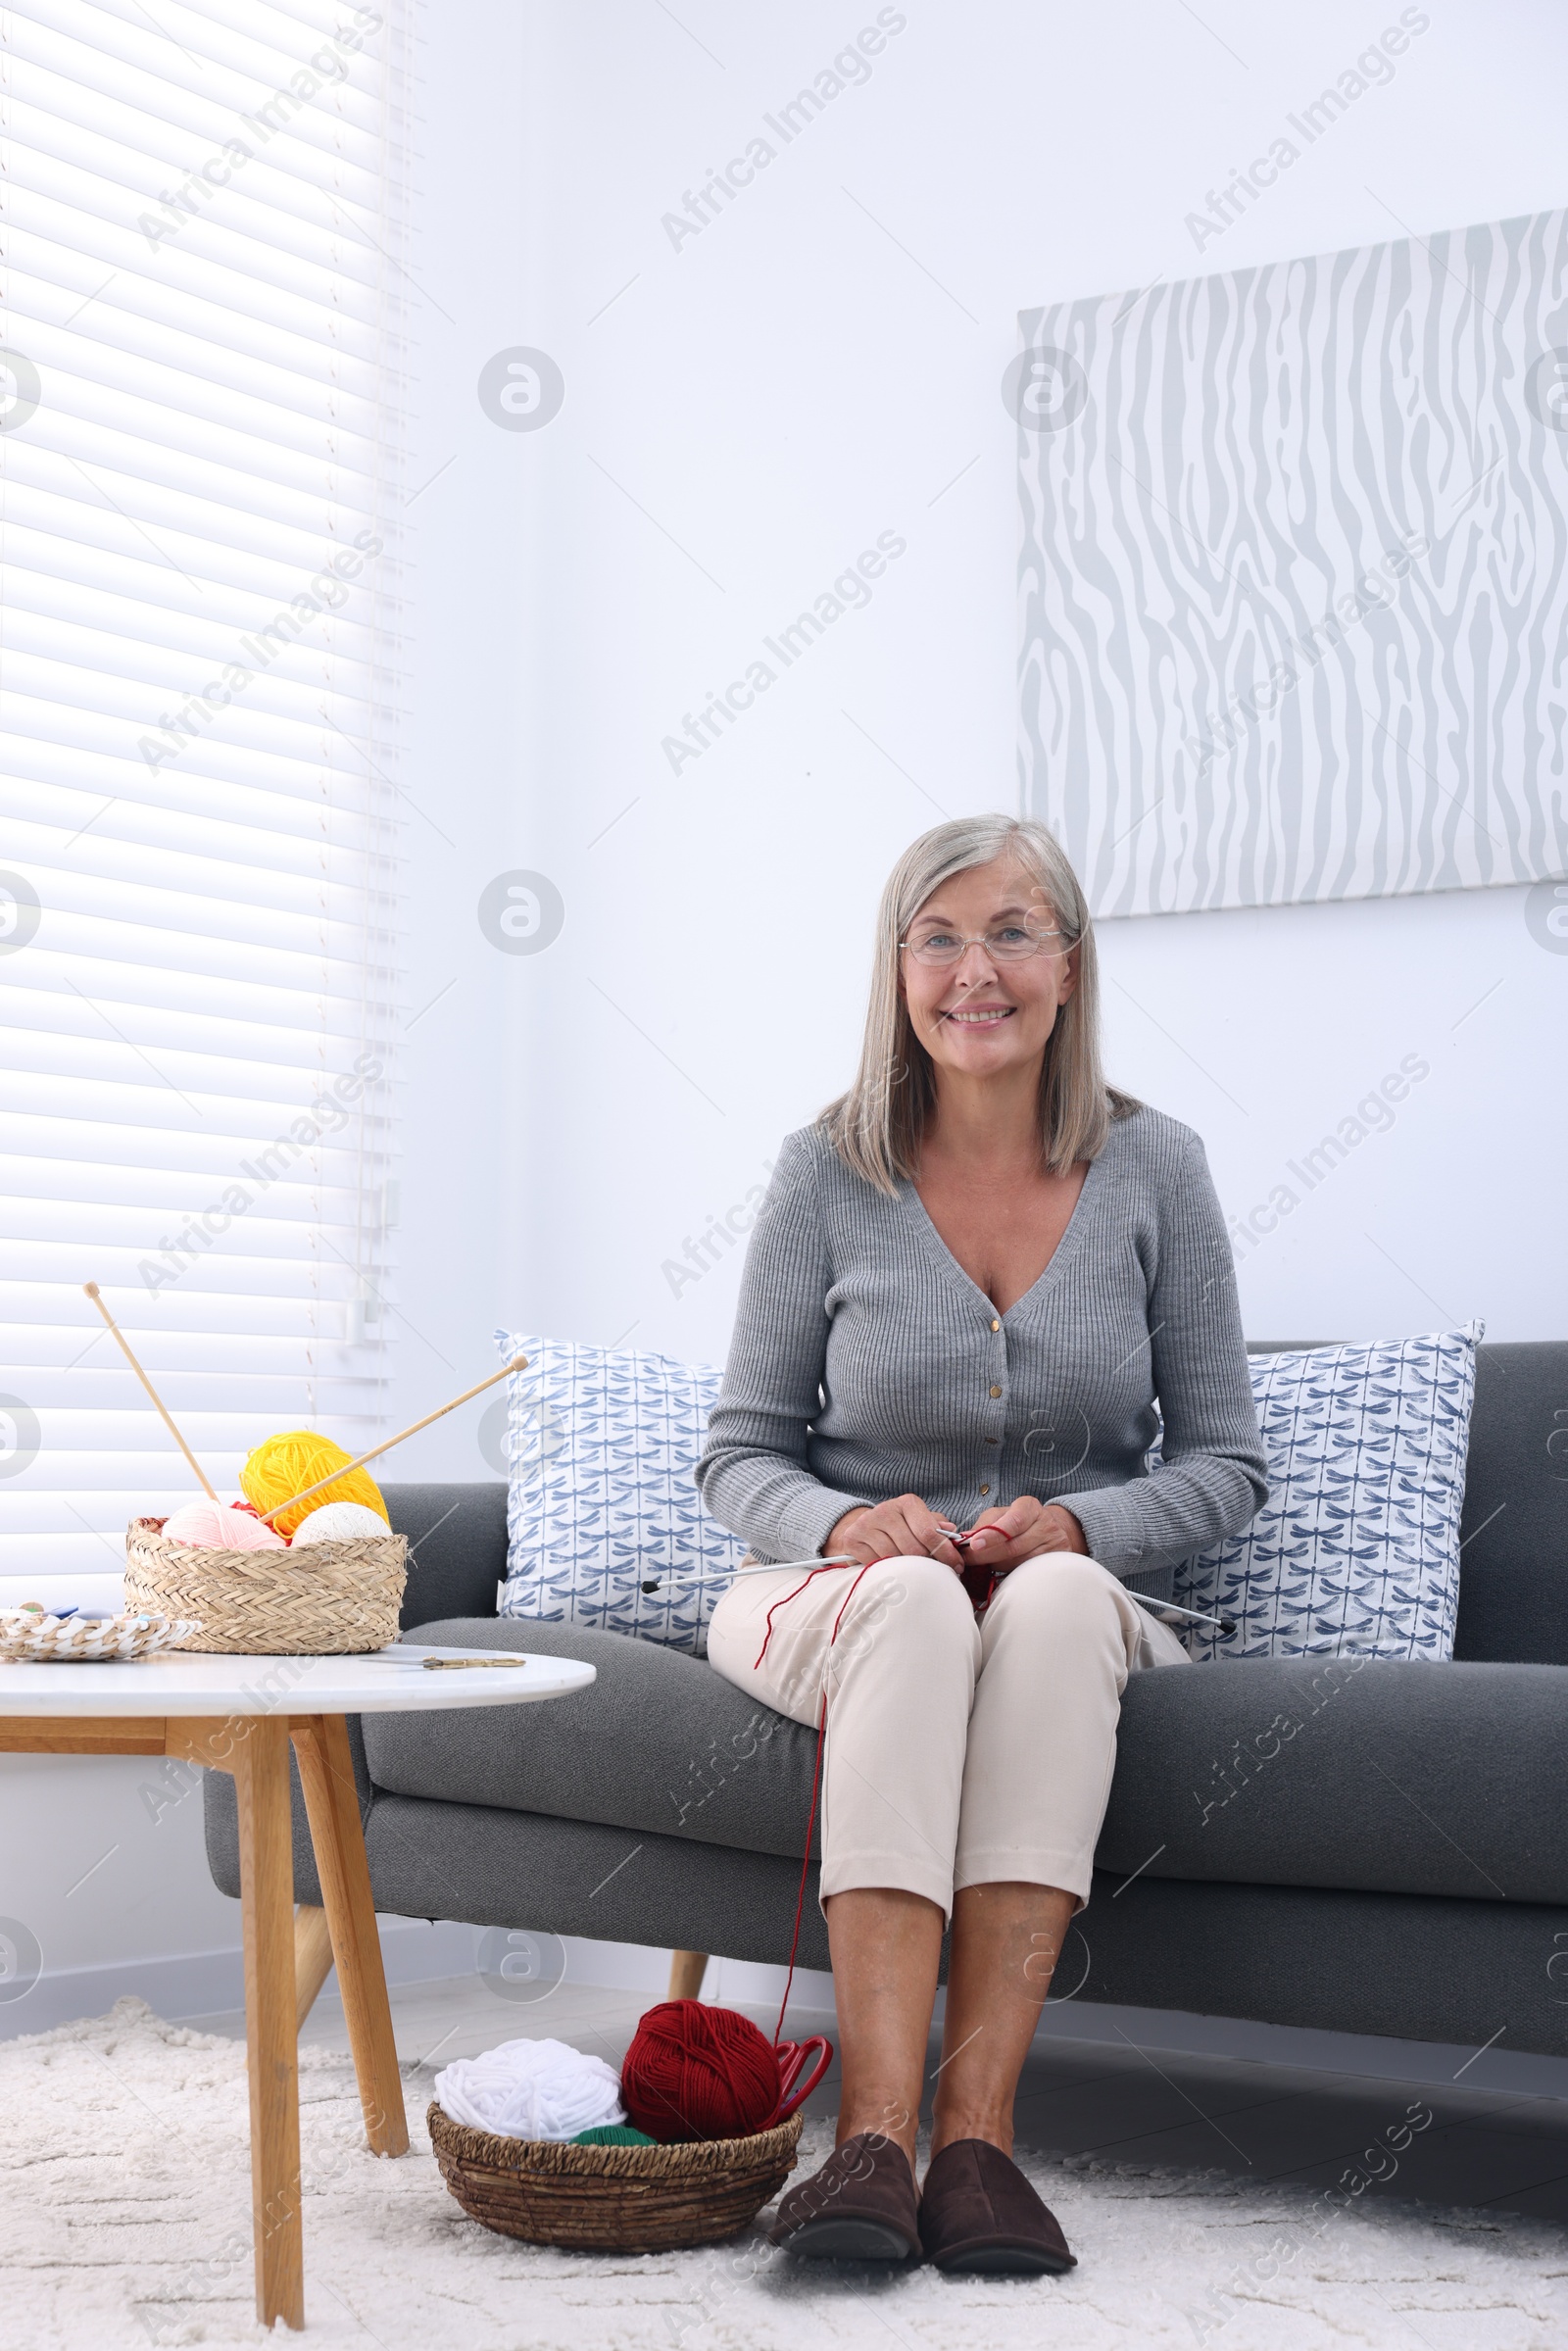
[0,1641,595,2331]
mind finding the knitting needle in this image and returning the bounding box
[730,1551,1235,1633]
[729,1554,858,1578]
[261,1354,529,1523]
[729,1526,999,1579]
[958,1522,1237,1633]
[1128,1592,1237,1636]
[82,1282,219,1500]
[729,1543,1044,1579]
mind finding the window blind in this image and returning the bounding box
[0,0,414,1592]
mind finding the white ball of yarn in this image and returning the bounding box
[290,1501,391,1544]
[433,2036,625,2142]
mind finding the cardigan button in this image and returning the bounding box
[989,1385,1002,1398]
[990,1317,1001,1332]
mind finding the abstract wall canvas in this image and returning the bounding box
[1017,210,1568,916]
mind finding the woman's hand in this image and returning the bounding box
[825,1496,965,1572]
[959,1496,1089,1571]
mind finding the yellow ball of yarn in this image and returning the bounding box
[239,1432,389,1541]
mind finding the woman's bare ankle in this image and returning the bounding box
[928,2108,1012,2163]
[835,2099,919,2170]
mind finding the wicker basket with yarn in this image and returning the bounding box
[124,1517,407,1655]
[427,2102,803,2252]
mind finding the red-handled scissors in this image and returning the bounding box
[772,2033,834,2124]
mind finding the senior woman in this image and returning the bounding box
[696,814,1265,2275]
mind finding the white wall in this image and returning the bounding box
[11,0,1566,2025]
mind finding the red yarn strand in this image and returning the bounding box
[753,1562,836,1670]
[619,1559,885,2145]
[770,1560,872,2050]
[830,1562,873,1645]
[772,1686,828,2052]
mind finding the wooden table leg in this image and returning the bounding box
[232,1713,305,2331]
[668,1950,710,2001]
[292,1714,410,2157]
[295,1903,336,2029]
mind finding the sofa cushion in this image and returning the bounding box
[386,1482,509,1629]
[1077,1875,1568,2060]
[363,1615,822,1859]
[495,1333,746,1652]
[1174,1327,1481,1661]
[1451,1341,1568,1665]
[360,1794,833,1978]
[367,1631,1568,1910]
[1247,1340,1568,1669]
[1098,1653,1568,1903]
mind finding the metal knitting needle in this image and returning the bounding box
[728,1553,1235,1633]
[1128,1592,1237,1635]
[728,1554,859,1578]
[728,1524,995,1579]
[733,1523,1007,1569]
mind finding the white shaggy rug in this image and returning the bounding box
[2,2001,1565,2350]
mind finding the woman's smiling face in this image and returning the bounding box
[900,856,1077,1081]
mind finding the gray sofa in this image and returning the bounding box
[207,1340,1568,2057]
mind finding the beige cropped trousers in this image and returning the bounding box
[706,1553,1189,1919]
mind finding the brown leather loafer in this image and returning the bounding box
[919,2138,1076,2275]
[769,2131,921,2261]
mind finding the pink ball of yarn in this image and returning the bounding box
[162,1498,287,1551]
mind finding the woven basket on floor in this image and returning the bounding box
[123,1517,407,1655]
[427,2102,803,2252]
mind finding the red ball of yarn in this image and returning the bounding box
[620,2000,782,2144]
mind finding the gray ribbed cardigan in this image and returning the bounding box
[695,1104,1267,1602]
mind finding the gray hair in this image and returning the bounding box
[819,814,1139,1192]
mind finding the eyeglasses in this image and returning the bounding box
[899,923,1069,968]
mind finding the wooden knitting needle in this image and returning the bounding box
[82,1282,219,1501]
[261,1354,529,1523]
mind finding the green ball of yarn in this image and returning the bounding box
[571,2124,656,2146]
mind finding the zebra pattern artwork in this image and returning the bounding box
[1017,209,1568,916]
